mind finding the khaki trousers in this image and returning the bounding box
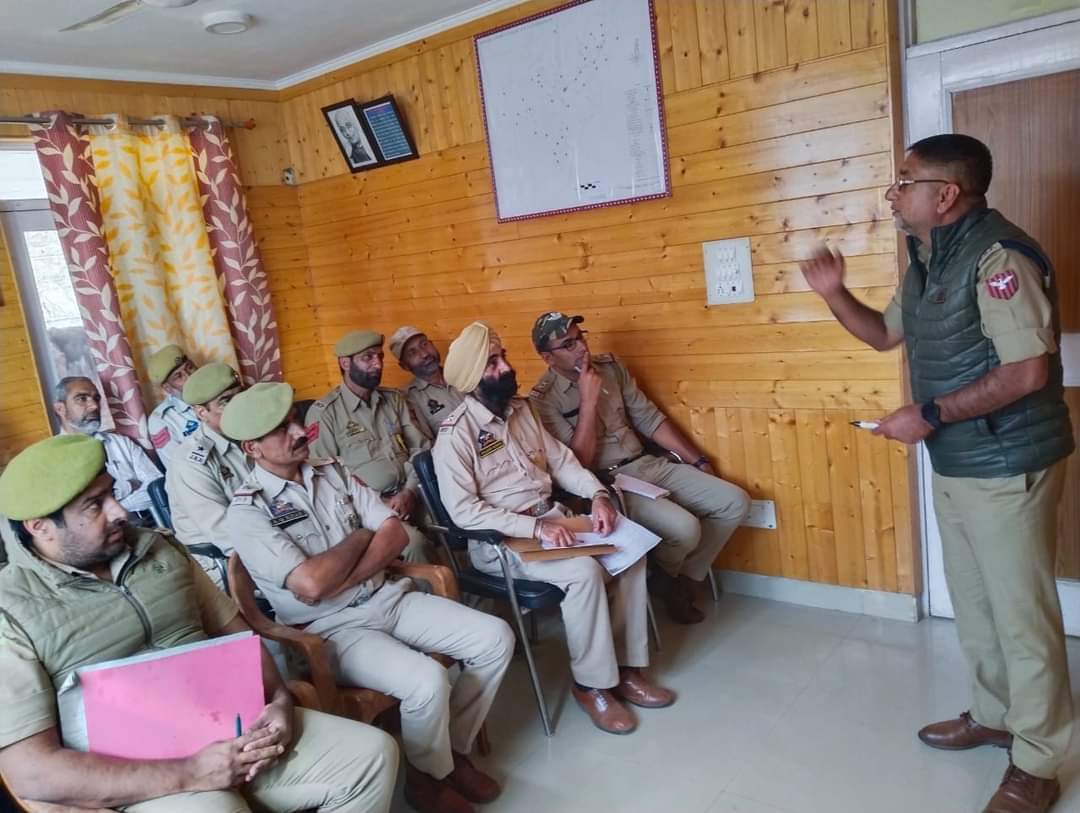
[305,579,514,780]
[619,455,751,581]
[933,459,1073,778]
[470,540,650,689]
[121,707,398,813]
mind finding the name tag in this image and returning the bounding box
[268,499,309,529]
[477,430,505,458]
[188,446,209,465]
[345,420,365,437]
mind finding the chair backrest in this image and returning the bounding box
[147,477,173,530]
[227,555,275,632]
[413,450,468,551]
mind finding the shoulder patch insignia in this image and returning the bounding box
[182,420,199,436]
[230,485,259,506]
[151,427,171,449]
[987,271,1019,300]
[439,402,467,432]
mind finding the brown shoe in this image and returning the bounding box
[614,667,676,708]
[571,685,637,734]
[983,763,1061,813]
[446,752,501,804]
[404,764,475,813]
[918,711,1012,750]
[666,575,705,624]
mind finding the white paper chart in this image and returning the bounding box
[475,0,670,221]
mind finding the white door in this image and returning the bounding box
[906,11,1080,632]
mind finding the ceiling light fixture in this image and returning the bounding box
[202,10,253,35]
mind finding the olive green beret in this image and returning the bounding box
[182,363,240,406]
[334,330,383,358]
[147,344,187,385]
[0,435,107,520]
[220,382,295,442]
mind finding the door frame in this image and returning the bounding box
[903,8,1080,632]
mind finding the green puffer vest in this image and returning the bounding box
[901,207,1074,478]
[0,527,210,691]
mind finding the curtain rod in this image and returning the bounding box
[0,114,256,130]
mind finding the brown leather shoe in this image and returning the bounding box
[983,763,1061,813]
[918,711,1012,750]
[446,752,501,804]
[571,685,637,734]
[666,575,705,624]
[404,764,475,813]
[614,667,676,708]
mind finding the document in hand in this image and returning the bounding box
[613,473,671,500]
[577,515,662,576]
[57,631,265,760]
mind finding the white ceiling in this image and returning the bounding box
[0,0,526,90]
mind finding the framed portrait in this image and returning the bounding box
[321,100,379,172]
[357,96,420,167]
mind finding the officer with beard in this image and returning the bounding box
[389,326,464,440]
[306,331,432,562]
[432,322,673,735]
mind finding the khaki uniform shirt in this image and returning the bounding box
[0,527,237,749]
[165,425,253,555]
[224,459,397,626]
[148,393,200,468]
[307,385,429,495]
[431,396,606,539]
[404,376,465,440]
[883,243,1057,364]
[530,354,667,470]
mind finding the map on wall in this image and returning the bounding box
[475,0,670,222]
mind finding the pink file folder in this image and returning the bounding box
[63,632,265,760]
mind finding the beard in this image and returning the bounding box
[477,370,518,412]
[411,356,441,380]
[74,415,102,434]
[348,365,381,391]
[61,520,129,570]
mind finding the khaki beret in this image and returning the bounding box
[182,363,241,406]
[147,344,187,385]
[334,330,383,358]
[444,321,499,394]
[0,435,107,520]
[532,311,584,351]
[389,325,424,361]
[220,382,295,442]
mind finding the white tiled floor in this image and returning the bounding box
[389,593,1080,813]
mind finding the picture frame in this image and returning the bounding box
[321,100,379,173]
[357,95,420,167]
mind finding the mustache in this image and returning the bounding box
[292,435,309,451]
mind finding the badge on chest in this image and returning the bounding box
[268,499,309,529]
[477,429,506,458]
[345,420,366,438]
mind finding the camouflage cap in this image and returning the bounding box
[220,382,295,442]
[0,435,107,520]
[334,330,383,358]
[147,344,187,385]
[531,311,584,351]
[388,325,424,361]
[182,363,241,406]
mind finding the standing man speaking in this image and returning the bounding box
[801,133,1073,813]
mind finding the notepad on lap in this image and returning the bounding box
[58,631,265,760]
[613,473,670,500]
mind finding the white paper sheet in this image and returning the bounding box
[613,473,670,500]
[576,515,661,576]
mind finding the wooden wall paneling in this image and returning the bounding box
[817,0,853,56]
[436,45,469,148]
[450,40,485,144]
[824,411,867,587]
[784,0,820,64]
[850,0,886,48]
[794,410,837,582]
[668,0,704,92]
[695,0,730,85]
[715,407,754,571]
[854,422,897,591]
[753,0,789,71]
[889,442,919,594]
[419,49,452,154]
[741,408,781,574]
[724,0,759,78]
[768,408,810,579]
[653,0,677,94]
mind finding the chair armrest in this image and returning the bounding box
[247,617,340,716]
[388,562,460,601]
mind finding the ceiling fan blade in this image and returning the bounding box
[60,0,142,32]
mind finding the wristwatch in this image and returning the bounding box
[920,398,944,431]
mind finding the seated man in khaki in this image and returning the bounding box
[432,321,673,735]
[146,344,200,467]
[0,434,397,813]
[531,312,751,623]
[390,325,464,440]
[307,330,432,561]
[222,383,513,813]
[164,363,248,588]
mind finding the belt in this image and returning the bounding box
[602,453,646,474]
[524,499,553,517]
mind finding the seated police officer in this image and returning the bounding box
[146,344,200,467]
[307,330,433,562]
[530,312,751,623]
[0,434,398,813]
[390,325,465,440]
[222,383,513,813]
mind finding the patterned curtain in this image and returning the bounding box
[187,117,283,384]
[29,112,148,440]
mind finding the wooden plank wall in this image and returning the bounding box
[279,0,919,593]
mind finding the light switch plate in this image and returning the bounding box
[742,499,777,530]
[703,237,754,305]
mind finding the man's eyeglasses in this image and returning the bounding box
[888,177,958,193]
[547,331,589,353]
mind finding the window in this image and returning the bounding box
[0,142,113,431]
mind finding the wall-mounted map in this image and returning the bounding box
[475,0,670,222]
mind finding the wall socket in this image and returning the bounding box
[703,236,754,305]
[741,499,777,530]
